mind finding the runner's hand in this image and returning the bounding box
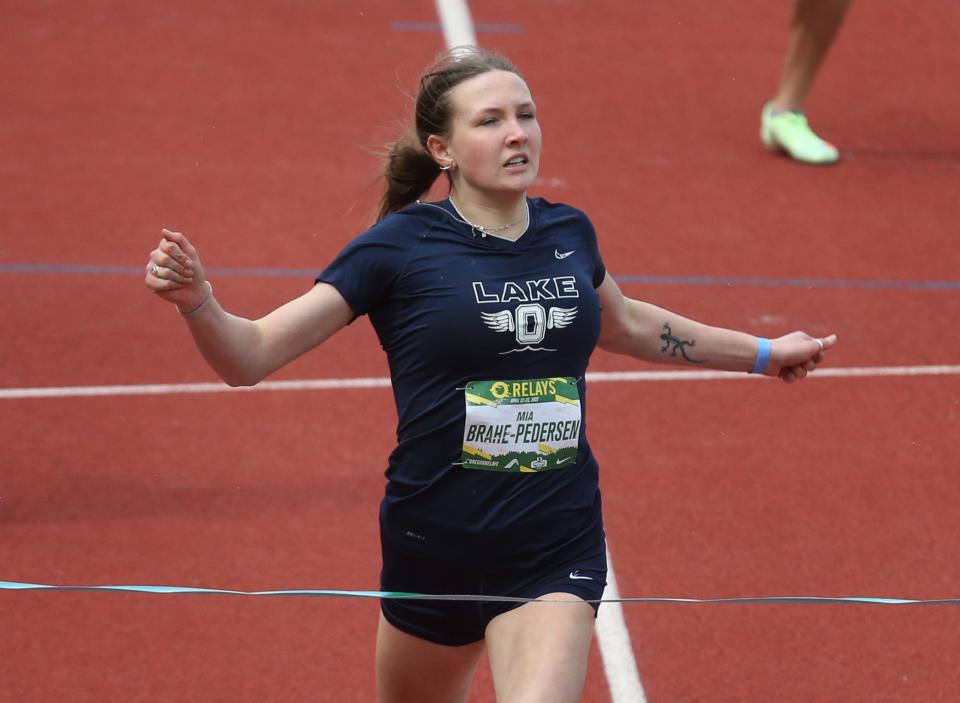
[145,228,208,310]
[767,332,837,383]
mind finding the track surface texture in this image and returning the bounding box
[2,1,958,701]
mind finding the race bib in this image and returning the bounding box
[461,377,581,472]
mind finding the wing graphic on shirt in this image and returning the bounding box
[480,310,515,333]
[547,306,578,329]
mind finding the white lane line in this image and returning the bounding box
[589,364,960,382]
[434,0,477,49]
[0,377,391,399]
[2,365,958,400]
[597,547,647,703]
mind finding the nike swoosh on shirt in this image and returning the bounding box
[555,249,575,259]
[569,571,594,581]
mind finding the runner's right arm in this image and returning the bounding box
[146,229,354,387]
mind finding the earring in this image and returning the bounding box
[439,163,452,171]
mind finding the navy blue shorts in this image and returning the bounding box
[379,524,608,647]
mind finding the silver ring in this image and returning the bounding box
[150,265,160,276]
[815,338,824,352]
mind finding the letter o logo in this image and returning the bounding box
[515,303,546,344]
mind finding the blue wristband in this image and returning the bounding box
[751,337,771,374]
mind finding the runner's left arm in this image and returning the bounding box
[595,273,836,382]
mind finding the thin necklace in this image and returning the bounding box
[414,198,530,238]
[448,197,527,235]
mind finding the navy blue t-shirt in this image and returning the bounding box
[317,197,607,566]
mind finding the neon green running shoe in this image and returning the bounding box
[760,102,839,165]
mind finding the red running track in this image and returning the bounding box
[2,1,959,701]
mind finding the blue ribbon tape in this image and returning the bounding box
[2,581,958,605]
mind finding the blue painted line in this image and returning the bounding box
[3,263,149,275]
[0,263,313,278]
[615,274,960,290]
[391,21,441,31]
[391,21,523,33]
[1,263,958,290]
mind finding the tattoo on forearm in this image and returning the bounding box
[659,323,704,363]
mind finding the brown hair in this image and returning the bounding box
[375,47,521,222]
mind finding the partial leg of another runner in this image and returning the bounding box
[761,0,853,164]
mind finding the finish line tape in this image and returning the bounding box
[2,581,959,605]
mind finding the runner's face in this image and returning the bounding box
[444,70,541,199]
